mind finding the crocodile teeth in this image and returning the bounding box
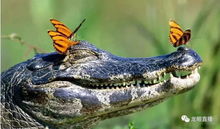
[192,68,197,74]
[158,76,161,80]
[148,80,153,84]
[170,73,173,78]
[113,83,118,86]
[88,68,199,89]
[144,81,149,84]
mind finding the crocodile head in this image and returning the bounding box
[4,41,202,128]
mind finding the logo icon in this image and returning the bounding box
[181,115,190,122]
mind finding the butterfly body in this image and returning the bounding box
[48,19,85,54]
[169,20,191,47]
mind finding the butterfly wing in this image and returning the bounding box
[174,29,191,47]
[182,29,191,43]
[48,30,78,54]
[48,19,80,54]
[169,20,191,47]
[169,20,184,47]
[50,19,73,38]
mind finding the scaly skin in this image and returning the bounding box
[1,41,202,129]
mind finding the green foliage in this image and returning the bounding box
[128,122,136,129]
[2,0,220,129]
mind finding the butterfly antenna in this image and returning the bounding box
[73,19,86,34]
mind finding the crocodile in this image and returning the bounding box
[1,40,202,129]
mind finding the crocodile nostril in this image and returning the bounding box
[177,47,189,51]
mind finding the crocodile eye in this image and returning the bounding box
[68,49,99,63]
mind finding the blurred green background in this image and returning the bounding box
[1,0,220,129]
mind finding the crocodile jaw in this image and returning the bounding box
[22,68,200,128]
[170,68,200,92]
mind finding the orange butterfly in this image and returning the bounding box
[169,20,191,47]
[48,19,85,54]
